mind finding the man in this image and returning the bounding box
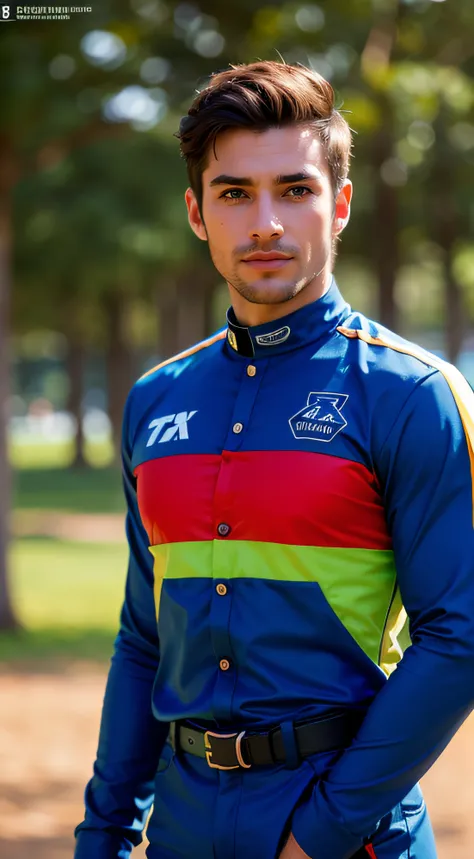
[75,61,474,859]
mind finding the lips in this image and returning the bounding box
[242,254,293,271]
[243,252,293,262]
[241,251,294,271]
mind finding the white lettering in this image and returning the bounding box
[159,410,197,443]
[295,420,334,435]
[146,410,198,446]
[146,415,175,447]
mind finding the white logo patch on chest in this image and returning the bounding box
[146,411,198,446]
[289,393,348,443]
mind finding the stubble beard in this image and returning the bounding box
[227,269,306,306]
[208,233,333,307]
[210,246,316,307]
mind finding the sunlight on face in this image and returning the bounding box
[185,124,352,324]
[201,126,336,305]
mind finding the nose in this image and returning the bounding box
[249,194,284,242]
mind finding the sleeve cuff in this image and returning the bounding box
[291,786,364,859]
[74,827,136,859]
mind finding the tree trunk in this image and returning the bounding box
[176,274,206,353]
[372,97,399,332]
[361,5,403,333]
[176,264,215,352]
[65,334,87,468]
[104,291,134,461]
[156,266,215,360]
[156,279,179,360]
[430,129,465,365]
[203,279,218,338]
[443,258,464,365]
[0,137,20,629]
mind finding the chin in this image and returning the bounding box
[238,282,300,306]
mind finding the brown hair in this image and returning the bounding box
[177,60,352,212]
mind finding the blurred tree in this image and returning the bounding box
[431,116,466,365]
[0,159,17,629]
[2,10,140,625]
[360,1,404,331]
[5,0,474,630]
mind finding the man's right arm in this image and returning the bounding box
[74,388,169,859]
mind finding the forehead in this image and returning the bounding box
[203,125,330,183]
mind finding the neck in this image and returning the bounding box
[228,268,333,328]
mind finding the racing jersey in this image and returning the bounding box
[75,277,474,859]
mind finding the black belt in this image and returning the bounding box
[173,711,364,771]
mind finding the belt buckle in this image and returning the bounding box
[204,730,251,770]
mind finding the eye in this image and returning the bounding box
[284,186,312,198]
[220,189,248,200]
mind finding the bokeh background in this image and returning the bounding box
[1,0,474,857]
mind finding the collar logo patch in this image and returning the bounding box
[289,392,348,443]
[227,329,238,351]
[255,326,290,347]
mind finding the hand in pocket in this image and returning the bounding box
[279,832,312,859]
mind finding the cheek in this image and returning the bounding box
[205,209,232,237]
[206,211,242,250]
[298,205,331,238]
[292,196,331,227]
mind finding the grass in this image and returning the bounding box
[10,438,115,470]
[0,627,118,663]
[11,438,124,514]
[0,538,129,663]
[13,465,125,514]
[3,442,131,663]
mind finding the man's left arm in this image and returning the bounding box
[290,369,474,859]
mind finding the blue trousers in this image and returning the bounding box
[145,741,437,858]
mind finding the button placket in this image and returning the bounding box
[209,360,268,721]
[208,539,236,721]
[223,359,268,452]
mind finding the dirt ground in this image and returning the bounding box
[0,664,473,859]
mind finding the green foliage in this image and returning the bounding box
[4,0,474,642]
[7,0,474,352]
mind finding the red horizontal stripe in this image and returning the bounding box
[136,454,219,546]
[135,450,391,550]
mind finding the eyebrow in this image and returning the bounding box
[209,171,323,187]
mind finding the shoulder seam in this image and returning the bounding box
[337,325,443,372]
[138,330,227,382]
[338,326,474,526]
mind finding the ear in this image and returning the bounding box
[185,188,208,242]
[332,180,353,237]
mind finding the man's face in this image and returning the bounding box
[186,125,352,310]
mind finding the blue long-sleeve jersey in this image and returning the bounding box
[75,279,474,859]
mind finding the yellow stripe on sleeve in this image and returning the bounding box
[138,330,227,381]
[337,326,474,525]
